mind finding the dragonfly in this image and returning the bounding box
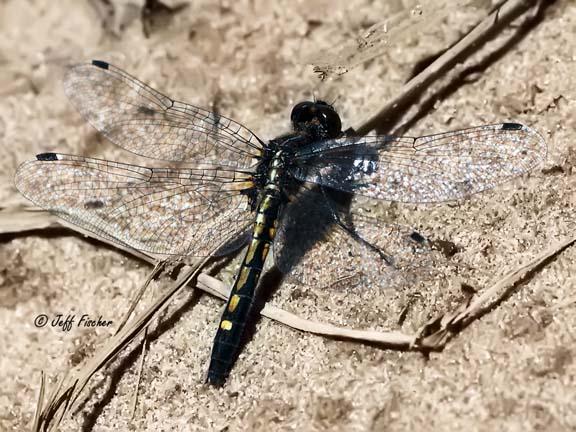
[14,60,546,385]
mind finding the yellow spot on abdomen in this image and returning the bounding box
[253,223,264,237]
[220,320,233,331]
[228,295,241,313]
[235,268,249,291]
[245,243,256,264]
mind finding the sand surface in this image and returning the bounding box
[1,0,575,431]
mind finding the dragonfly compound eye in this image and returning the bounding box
[317,105,342,139]
[291,101,342,139]
[290,101,315,126]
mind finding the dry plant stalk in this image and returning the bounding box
[30,248,210,431]
[416,237,576,347]
[0,0,559,429]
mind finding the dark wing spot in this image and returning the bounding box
[84,200,105,210]
[502,123,523,131]
[137,106,156,116]
[36,153,59,161]
[91,60,109,70]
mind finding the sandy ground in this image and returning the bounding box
[1,0,575,430]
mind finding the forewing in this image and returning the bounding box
[14,153,254,257]
[64,60,262,167]
[290,123,546,203]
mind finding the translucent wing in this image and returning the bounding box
[14,153,254,257]
[273,187,438,290]
[63,60,263,167]
[290,123,546,203]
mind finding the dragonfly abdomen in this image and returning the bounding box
[207,186,282,385]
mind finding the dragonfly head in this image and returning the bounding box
[290,100,342,140]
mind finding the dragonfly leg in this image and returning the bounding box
[318,186,394,266]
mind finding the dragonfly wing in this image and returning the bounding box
[290,123,546,203]
[14,153,254,257]
[273,187,437,290]
[64,60,262,168]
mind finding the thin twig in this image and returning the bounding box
[31,371,46,432]
[131,330,148,420]
[30,257,208,431]
[417,236,576,348]
[115,261,166,334]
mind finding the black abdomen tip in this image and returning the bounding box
[206,372,226,387]
[36,153,59,161]
[92,60,109,70]
[502,123,523,131]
